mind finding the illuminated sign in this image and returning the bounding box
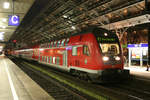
[128,44,148,48]
[8,15,20,26]
[97,37,116,42]
[13,40,17,43]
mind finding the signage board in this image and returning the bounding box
[8,15,20,26]
[127,43,148,48]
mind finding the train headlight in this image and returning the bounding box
[103,56,109,61]
[118,69,122,73]
[115,56,120,61]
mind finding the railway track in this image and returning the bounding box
[100,84,150,100]
[11,58,95,100]
[10,57,150,100]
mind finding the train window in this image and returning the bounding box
[44,43,45,48]
[48,43,50,48]
[46,43,47,48]
[50,56,52,64]
[42,56,44,61]
[54,41,57,47]
[61,39,65,46]
[45,43,47,48]
[56,57,60,65]
[50,42,53,48]
[53,42,55,47]
[83,45,90,56]
[45,56,47,62]
[57,40,61,47]
[47,57,49,63]
[56,41,60,47]
[55,41,58,47]
[100,43,120,55]
[65,38,70,46]
[53,57,56,64]
[72,46,77,56]
[49,43,51,48]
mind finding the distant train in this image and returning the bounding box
[8,27,129,82]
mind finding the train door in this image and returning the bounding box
[63,50,68,67]
[71,45,82,67]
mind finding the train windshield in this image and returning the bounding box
[96,32,120,55]
[99,43,120,55]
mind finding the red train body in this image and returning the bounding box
[10,27,129,82]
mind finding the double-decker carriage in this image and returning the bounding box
[11,27,129,82]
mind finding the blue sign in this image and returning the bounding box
[141,44,148,47]
[8,15,20,26]
[128,43,148,48]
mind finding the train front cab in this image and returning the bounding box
[90,28,130,82]
[67,28,129,82]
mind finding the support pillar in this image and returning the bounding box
[148,24,150,66]
[145,0,150,14]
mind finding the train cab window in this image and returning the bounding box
[46,43,48,48]
[72,46,77,56]
[61,39,65,46]
[65,38,70,46]
[83,45,90,56]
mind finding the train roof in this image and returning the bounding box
[72,26,115,37]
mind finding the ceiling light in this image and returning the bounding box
[71,26,76,30]
[0,32,5,34]
[0,46,2,48]
[68,21,72,23]
[104,33,108,36]
[2,18,7,22]
[0,34,4,40]
[2,26,6,29]
[3,2,10,9]
[0,46,3,52]
[63,15,67,18]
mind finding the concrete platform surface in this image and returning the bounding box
[0,55,55,100]
[125,66,150,80]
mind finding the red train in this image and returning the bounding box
[9,27,129,82]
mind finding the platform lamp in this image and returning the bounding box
[13,40,17,47]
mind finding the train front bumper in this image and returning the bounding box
[88,68,130,83]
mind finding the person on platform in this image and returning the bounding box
[146,64,149,71]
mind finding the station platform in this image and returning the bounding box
[0,55,54,100]
[125,66,150,81]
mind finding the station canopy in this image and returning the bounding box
[0,0,35,49]
[3,0,150,49]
